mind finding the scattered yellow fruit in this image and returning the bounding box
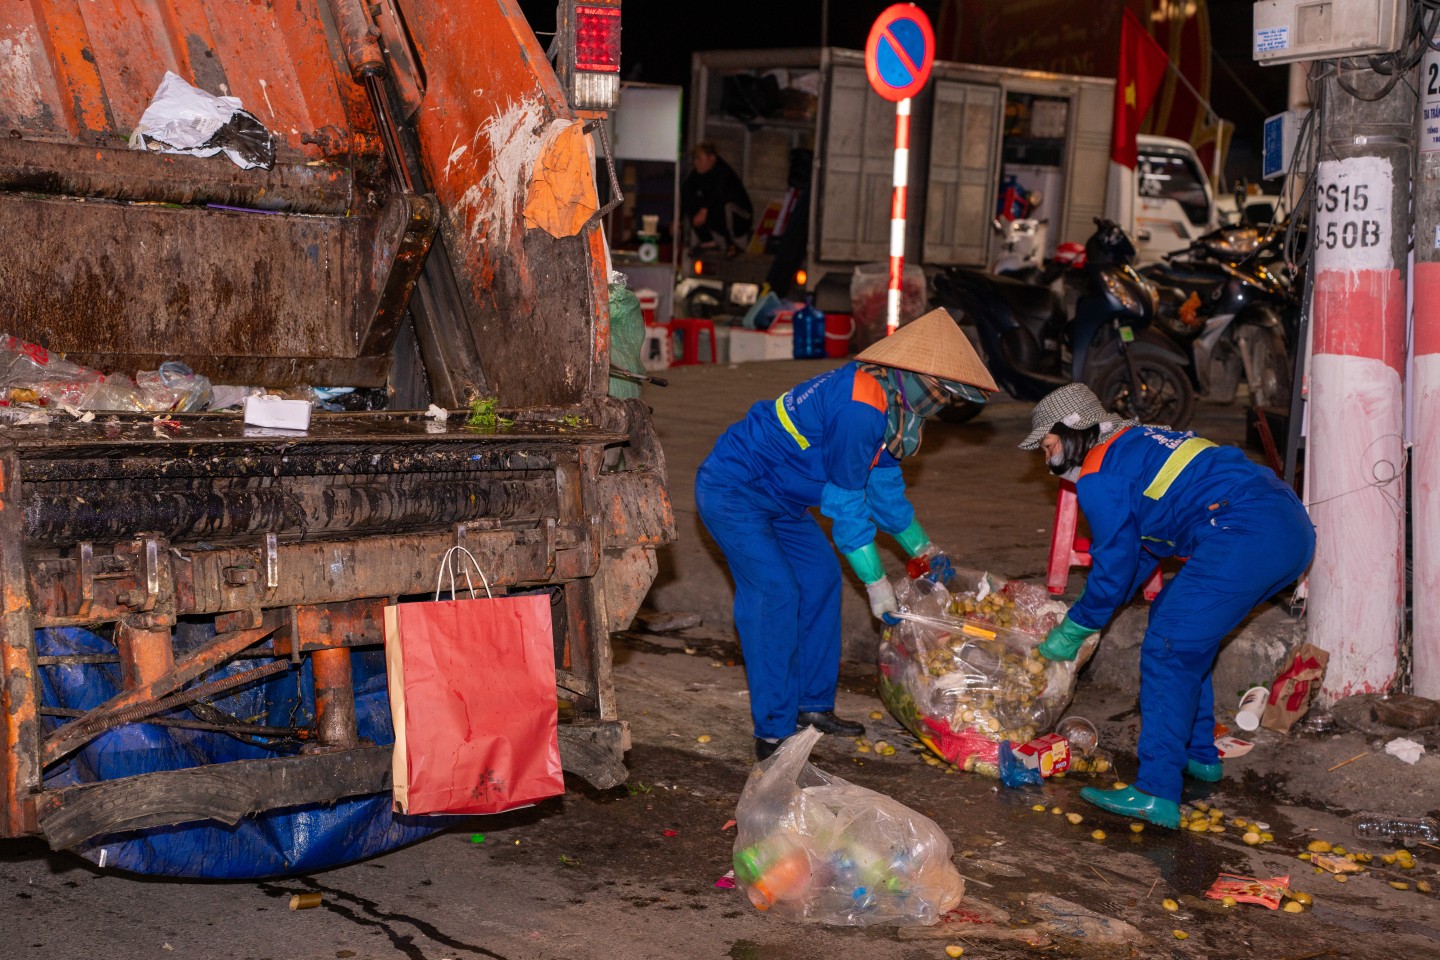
[1130,823,1145,834]
[870,711,884,720]
[1243,832,1262,845]
[1173,930,1189,940]
[1221,896,1237,908]
[1091,829,1106,841]
[1290,892,1313,906]
[1066,813,1083,825]
[1417,880,1432,893]
[1355,852,1372,863]
[1162,898,1179,912]
[1333,845,1347,856]
[1298,853,1312,861]
[880,745,897,756]
[1261,832,1275,843]
[1283,901,1304,913]
[1382,853,1397,865]
[1234,818,1248,828]
[1195,802,1210,812]
[1209,825,1225,834]
[1307,840,1332,853]
[1113,782,1128,789]
[1032,804,1047,812]
[1188,820,1210,833]
[1398,860,1415,869]
[1390,881,1410,890]
[1051,806,1063,815]
[945,947,964,959]
[1209,809,1224,822]
[1344,853,1357,862]
[1334,874,1349,883]
[857,745,872,753]
[696,735,711,743]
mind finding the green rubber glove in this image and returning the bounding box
[842,542,885,585]
[1037,617,1096,662]
[893,519,931,558]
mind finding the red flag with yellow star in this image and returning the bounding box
[1110,9,1170,168]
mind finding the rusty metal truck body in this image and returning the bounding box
[0,0,671,865]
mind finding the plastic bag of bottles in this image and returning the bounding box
[877,570,1097,777]
[0,335,211,412]
[732,726,964,925]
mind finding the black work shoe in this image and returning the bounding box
[754,737,785,761]
[796,711,865,737]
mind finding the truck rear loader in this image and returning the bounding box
[0,0,671,876]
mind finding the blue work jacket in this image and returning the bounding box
[1070,425,1296,630]
[700,362,914,554]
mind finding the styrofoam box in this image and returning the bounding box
[729,323,793,363]
[243,394,312,430]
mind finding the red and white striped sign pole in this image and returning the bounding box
[887,98,911,335]
[865,4,934,336]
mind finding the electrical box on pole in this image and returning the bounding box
[1253,0,1408,65]
[1262,110,1308,179]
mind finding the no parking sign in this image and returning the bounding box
[865,4,935,102]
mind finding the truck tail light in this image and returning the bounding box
[567,1,620,111]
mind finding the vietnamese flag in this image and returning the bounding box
[1105,9,1171,228]
[1111,9,1171,167]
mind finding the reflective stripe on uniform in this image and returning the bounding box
[775,395,810,450]
[1142,438,1216,500]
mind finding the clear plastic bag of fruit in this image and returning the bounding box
[731,726,964,926]
[878,569,1096,776]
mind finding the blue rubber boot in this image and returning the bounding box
[1079,786,1181,829]
[1184,760,1223,782]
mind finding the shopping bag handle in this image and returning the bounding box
[434,546,494,601]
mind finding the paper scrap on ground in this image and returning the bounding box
[1384,737,1425,764]
[1215,735,1254,759]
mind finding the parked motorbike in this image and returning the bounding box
[1142,223,1298,410]
[933,218,1195,428]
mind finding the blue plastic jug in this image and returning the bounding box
[792,298,826,359]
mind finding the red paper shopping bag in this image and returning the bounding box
[385,550,564,815]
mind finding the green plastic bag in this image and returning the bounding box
[608,281,645,400]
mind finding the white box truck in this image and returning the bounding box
[677,48,1215,319]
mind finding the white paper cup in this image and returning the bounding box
[1236,685,1269,732]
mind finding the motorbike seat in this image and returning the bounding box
[949,271,1065,327]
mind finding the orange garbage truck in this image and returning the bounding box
[0,0,670,876]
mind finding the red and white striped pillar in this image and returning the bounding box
[886,97,911,335]
[1307,75,1413,703]
[1412,39,1440,699]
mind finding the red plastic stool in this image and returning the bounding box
[669,317,718,366]
[1047,479,1164,600]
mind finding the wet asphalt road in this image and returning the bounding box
[5,631,1438,960]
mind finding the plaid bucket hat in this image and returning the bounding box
[1018,383,1135,450]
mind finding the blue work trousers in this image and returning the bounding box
[1133,491,1315,803]
[695,468,842,740]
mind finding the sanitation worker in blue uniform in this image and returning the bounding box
[698,309,998,761]
[1021,384,1314,828]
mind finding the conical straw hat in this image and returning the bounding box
[854,308,998,392]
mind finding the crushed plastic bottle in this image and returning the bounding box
[1352,815,1440,846]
